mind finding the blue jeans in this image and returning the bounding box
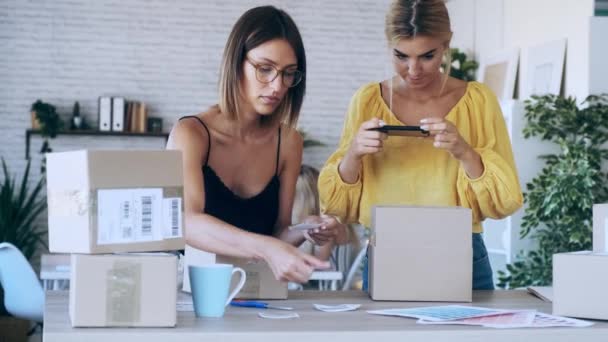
[362,233,494,291]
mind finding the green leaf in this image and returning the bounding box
[502,93,608,288]
[0,158,47,261]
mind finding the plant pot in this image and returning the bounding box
[0,315,29,342]
[31,111,41,130]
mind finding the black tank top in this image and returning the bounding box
[179,116,280,236]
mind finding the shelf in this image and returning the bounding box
[25,129,169,159]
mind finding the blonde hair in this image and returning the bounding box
[218,6,306,128]
[292,165,320,223]
[385,0,453,91]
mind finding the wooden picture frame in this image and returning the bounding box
[478,49,519,101]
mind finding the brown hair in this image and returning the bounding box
[218,6,306,128]
[385,0,453,89]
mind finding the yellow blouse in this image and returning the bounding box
[319,81,523,233]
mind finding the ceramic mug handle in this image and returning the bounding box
[225,267,246,306]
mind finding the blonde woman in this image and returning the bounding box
[167,6,346,284]
[319,0,523,290]
[293,165,353,262]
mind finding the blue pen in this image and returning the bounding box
[230,300,293,311]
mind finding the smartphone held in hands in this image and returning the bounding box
[369,125,430,137]
[288,222,323,231]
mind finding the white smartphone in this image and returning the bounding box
[288,222,323,231]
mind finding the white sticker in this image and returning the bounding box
[257,312,299,319]
[97,188,163,245]
[313,304,361,312]
[162,197,182,238]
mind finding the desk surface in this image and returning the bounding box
[44,290,608,342]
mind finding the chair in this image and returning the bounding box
[341,239,369,291]
[0,242,44,322]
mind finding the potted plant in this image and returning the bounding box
[497,94,608,288]
[446,47,479,82]
[30,100,63,173]
[0,158,47,316]
[299,129,324,149]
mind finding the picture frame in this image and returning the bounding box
[521,38,567,100]
[477,49,519,102]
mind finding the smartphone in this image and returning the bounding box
[288,222,323,231]
[369,125,430,137]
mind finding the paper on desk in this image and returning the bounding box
[529,312,593,328]
[258,312,300,319]
[416,311,592,329]
[526,286,553,302]
[313,304,361,312]
[417,311,537,328]
[367,305,522,322]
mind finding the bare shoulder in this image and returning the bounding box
[167,107,220,151]
[280,125,303,148]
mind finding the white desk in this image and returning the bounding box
[44,290,608,342]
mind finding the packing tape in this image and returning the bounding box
[239,270,261,298]
[106,260,142,325]
[47,189,91,217]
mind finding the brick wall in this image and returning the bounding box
[0,0,392,180]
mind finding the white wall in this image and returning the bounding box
[589,16,608,94]
[448,0,596,100]
[505,0,595,100]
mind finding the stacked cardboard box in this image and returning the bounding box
[553,203,608,320]
[46,150,185,327]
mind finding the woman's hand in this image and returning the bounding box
[339,118,388,184]
[263,237,330,283]
[420,117,472,160]
[346,118,388,160]
[420,117,484,178]
[301,215,346,246]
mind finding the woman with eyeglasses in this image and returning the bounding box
[319,0,523,290]
[167,6,347,284]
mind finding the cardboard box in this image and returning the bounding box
[553,251,608,320]
[69,253,177,327]
[369,205,472,302]
[47,150,185,254]
[593,204,608,253]
[182,245,287,299]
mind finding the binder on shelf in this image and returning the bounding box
[98,96,112,131]
[111,97,125,132]
[138,102,147,133]
[130,102,140,133]
[124,101,133,132]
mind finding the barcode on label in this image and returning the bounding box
[122,201,130,219]
[141,195,152,236]
[171,199,179,237]
[121,200,132,239]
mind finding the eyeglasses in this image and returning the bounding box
[246,58,303,88]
